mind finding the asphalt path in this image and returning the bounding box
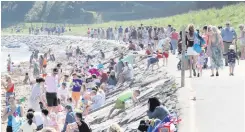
[167,54,245,132]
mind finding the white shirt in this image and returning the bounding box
[20,122,37,132]
[45,75,58,93]
[58,88,69,99]
[91,93,103,110]
[34,112,44,126]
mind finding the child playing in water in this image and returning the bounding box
[197,49,205,77]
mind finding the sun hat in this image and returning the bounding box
[229,45,235,50]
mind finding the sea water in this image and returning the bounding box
[1,43,32,73]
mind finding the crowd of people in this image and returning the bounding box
[2,22,245,132]
[28,26,69,35]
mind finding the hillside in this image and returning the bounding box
[2,3,244,36]
[1,1,241,27]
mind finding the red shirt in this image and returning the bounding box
[171,32,179,40]
[8,83,14,93]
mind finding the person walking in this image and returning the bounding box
[207,26,224,77]
[221,21,237,66]
[238,24,245,60]
[45,68,59,112]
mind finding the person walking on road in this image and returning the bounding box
[221,21,237,66]
[207,26,224,77]
[238,24,245,60]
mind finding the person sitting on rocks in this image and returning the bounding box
[107,70,117,91]
[100,50,105,60]
[147,97,170,121]
[23,72,31,84]
[114,58,125,79]
[107,89,140,119]
[89,89,104,111]
[128,41,136,51]
[108,58,116,72]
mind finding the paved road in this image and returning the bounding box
[166,54,245,132]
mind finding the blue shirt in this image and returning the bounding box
[221,27,237,42]
[119,27,123,33]
[72,79,83,92]
[223,49,238,63]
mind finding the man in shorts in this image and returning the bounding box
[45,68,59,112]
[107,89,140,118]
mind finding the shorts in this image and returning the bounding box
[114,99,125,109]
[43,65,47,68]
[163,52,169,58]
[229,63,235,68]
[72,92,81,102]
[46,92,58,107]
[187,47,198,56]
[154,37,158,40]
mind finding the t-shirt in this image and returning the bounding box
[45,75,58,93]
[34,112,44,126]
[119,27,123,33]
[72,79,83,92]
[149,57,159,64]
[20,122,37,132]
[171,32,179,40]
[91,93,103,110]
[58,88,69,99]
[117,90,133,102]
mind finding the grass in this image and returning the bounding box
[2,3,245,36]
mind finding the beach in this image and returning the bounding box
[1,34,179,131]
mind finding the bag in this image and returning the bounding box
[138,120,149,132]
[193,43,202,53]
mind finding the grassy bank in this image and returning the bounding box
[1,3,245,36]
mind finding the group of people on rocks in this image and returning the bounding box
[2,21,244,132]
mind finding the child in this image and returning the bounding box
[197,49,205,77]
[9,62,14,74]
[49,112,60,131]
[23,73,31,84]
[67,97,74,109]
[162,38,171,66]
[107,89,140,118]
[223,45,238,76]
[145,54,160,71]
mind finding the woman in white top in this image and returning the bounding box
[238,24,245,60]
[58,83,69,102]
[20,112,37,132]
[29,78,45,111]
